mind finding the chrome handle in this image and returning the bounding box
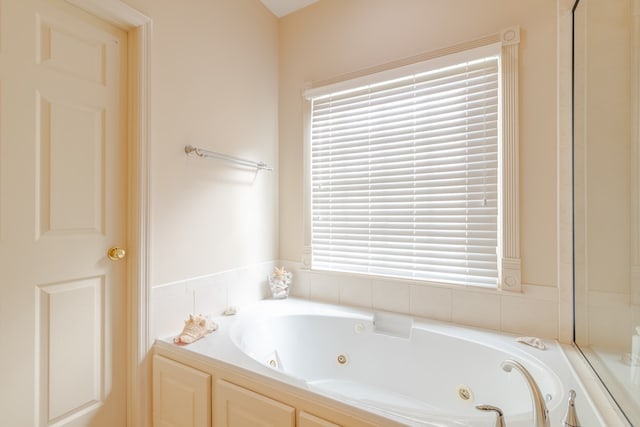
[108,247,126,260]
[562,390,581,427]
[476,405,506,427]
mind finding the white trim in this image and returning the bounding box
[66,0,149,28]
[126,21,153,427]
[301,94,312,269]
[65,1,152,426]
[498,26,522,292]
[557,0,574,344]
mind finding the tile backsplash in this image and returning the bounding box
[150,259,561,342]
[282,260,560,340]
[150,261,275,340]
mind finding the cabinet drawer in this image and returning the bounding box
[153,355,212,427]
[298,411,341,427]
[214,379,295,427]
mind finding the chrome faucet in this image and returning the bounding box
[501,359,550,427]
[476,404,506,427]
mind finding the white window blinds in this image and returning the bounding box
[308,46,500,288]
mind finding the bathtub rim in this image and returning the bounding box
[154,297,609,426]
[153,329,411,427]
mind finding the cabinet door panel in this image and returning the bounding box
[299,411,341,427]
[215,379,295,427]
[153,355,212,427]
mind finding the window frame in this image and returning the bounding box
[301,26,522,292]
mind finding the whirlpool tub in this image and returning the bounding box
[154,298,605,426]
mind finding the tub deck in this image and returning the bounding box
[155,297,605,426]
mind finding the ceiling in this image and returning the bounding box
[260,0,320,17]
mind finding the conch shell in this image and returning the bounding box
[173,314,218,345]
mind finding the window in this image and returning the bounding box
[304,29,521,290]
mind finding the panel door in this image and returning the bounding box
[153,356,212,427]
[214,379,295,427]
[298,412,341,427]
[0,0,128,426]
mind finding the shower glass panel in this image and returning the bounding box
[573,0,640,424]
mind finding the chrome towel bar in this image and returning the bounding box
[184,145,273,171]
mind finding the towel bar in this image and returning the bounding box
[184,145,272,171]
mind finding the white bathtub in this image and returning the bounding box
[157,298,605,426]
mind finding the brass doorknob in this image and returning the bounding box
[108,247,126,260]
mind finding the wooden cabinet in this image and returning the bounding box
[214,379,295,427]
[152,345,400,427]
[298,412,341,427]
[153,355,212,427]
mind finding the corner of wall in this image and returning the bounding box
[149,261,276,340]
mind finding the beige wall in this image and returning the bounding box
[279,0,559,289]
[122,0,280,287]
[123,0,564,339]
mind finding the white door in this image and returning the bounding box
[0,0,128,425]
